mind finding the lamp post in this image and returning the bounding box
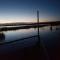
[37,10,40,47]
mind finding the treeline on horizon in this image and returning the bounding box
[0,21,60,26]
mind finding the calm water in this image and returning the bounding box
[0,25,60,59]
[0,25,60,43]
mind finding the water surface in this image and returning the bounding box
[0,25,60,43]
[0,25,60,59]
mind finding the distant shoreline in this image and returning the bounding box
[0,21,60,26]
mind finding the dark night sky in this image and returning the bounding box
[0,0,60,23]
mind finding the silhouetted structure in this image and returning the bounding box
[0,32,5,41]
[37,10,40,47]
[50,24,52,31]
[37,10,39,37]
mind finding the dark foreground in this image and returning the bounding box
[0,35,48,60]
[0,36,41,60]
[0,25,60,60]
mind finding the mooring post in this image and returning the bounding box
[50,24,52,31]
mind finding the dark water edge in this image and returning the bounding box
[0,36,41,60]
[0,25,47,32]
[0,25,60,60]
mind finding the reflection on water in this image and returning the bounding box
[0,25,60,43]
[50,26,52,31]
[0,25,60,60]
[0,32,5,41]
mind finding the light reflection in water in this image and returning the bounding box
[0,25,60,43]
